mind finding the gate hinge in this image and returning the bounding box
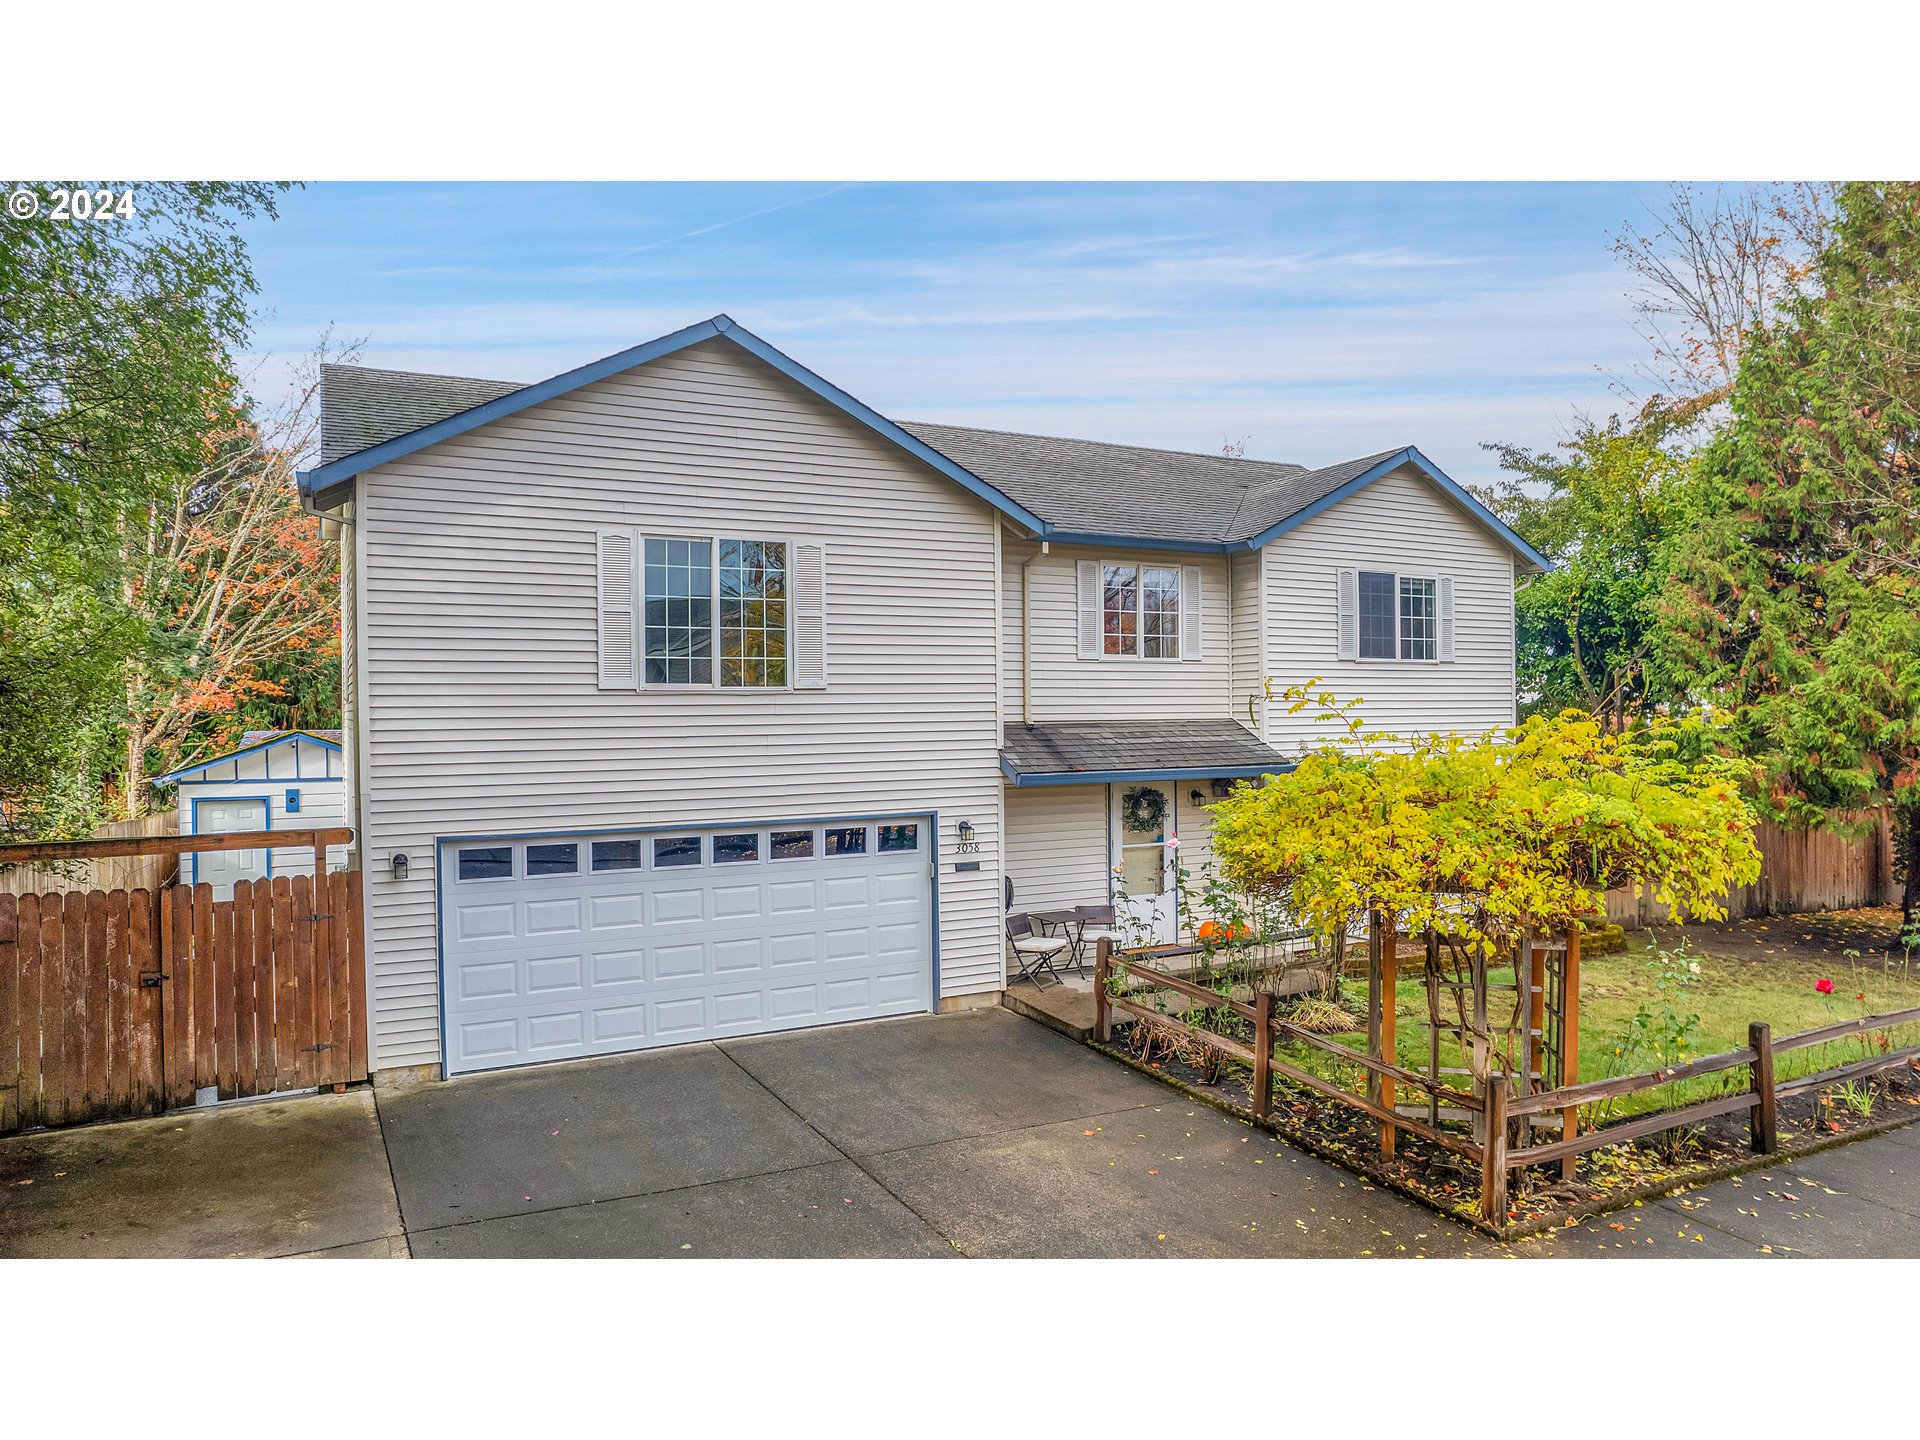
[306,1041,335,1053]
[140,972,169,987]
[302,912,335,922]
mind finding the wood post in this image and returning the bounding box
[1560,923,1582,1182]
[1366,908,1397,1158]
[1094,938,1112,1044]
[1749,1021,1778,1154]
[1480,1072,1509,1226]
[1253,990,1273,1122]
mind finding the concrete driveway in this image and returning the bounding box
[10,1006,1920,1258]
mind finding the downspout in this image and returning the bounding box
[1021,541,1048,726]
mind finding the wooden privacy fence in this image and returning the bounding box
[1094,940,1920,1231]
[1606,812,1896,924]
[0,812,179,897]
[0,828,364,1134]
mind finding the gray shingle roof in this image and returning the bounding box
[316,362,1423,550]
[320,365,524,464]
[1001,720,1292,784]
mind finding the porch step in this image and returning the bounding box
[1000,984,1096,1043]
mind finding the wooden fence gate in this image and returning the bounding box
[0,873,367,1134]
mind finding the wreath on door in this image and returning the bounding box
[1121,785,1167,836]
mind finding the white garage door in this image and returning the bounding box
[439,816,934,1075]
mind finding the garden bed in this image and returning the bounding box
[1102,1010,1920,1237]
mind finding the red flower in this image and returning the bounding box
[1815,978,1835,995]
[1857,993,1867,1002]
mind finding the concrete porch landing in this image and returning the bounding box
[1001,974,1097,1040]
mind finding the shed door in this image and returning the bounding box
[194,797,269,899]
[438,817,934,1075]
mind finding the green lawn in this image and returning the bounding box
[1285,936,1920,1118]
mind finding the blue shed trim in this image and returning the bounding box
[297,315,1049,533]
[156,730,344,787]
[1230,446,1552,572]
[1001,758,1292,788]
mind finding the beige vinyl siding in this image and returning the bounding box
[355,339,1004,1071]
[1228,550,1265,740]
[1004,785,1109,915]
[1001,540,1233,719]
[1260,463,1518,751]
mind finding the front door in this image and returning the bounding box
[194,797,268,899]
[1110,783,1176,946]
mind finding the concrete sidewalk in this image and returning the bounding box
[4,1007,1918,1258]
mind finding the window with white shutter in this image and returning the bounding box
[1336,568,1359,661]
[791,538,827,689]
[1075,560,1102,659]
[596,527,638,690]
[1337,567,1453,662]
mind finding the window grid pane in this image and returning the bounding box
[1358,571,1397,659]
[1399,577,1437,660]
[1141,566,1180,659]
[644,538,713,685]
[1103,565,1139,656]
[719,539,788,687]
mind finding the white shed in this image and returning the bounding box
[155,730,349,899]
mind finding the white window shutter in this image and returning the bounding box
[596,527,637,690]
[1437,574,1456,661]
[1076,560,1102,659]
[1336,568,1359,661]
[792,538,828,689]
[1180,565,1204,661]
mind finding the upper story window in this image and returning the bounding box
[1101,563,1182,659]
[641,536,788,687]
[1345,568,1451,662]
[599,527,826,693]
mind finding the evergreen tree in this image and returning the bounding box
[1658,182,1920,934]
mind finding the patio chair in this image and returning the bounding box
[1006,911,1068,989]
[1072,904,1122,970]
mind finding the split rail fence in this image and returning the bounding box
[0,828,365,1134]
[1094,939,1920,1229]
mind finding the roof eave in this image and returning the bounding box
[1000,756,1293,787]
[295,316,1049,534]
[153,729,344,787]
[1232,446,1551,572]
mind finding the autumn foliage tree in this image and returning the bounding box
[120,352,342,814]
[1208,685,1761,959]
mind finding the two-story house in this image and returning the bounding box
[299,315,1546,1082]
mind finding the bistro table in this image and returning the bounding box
[1030,908,1090,971]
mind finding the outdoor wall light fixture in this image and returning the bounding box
[389,852,409,881]
[956,820,979,852]
[1190,788,1206,809]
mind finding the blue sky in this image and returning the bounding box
[241,182,1675,490]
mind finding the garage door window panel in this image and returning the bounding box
[591,839,645,871]
[714,832,760,864]
[824,826,867,856]
[878,823,919,852]
[457,846,514,881]
[770,830,815,860]
[654,835,703,868]
[526,842,579,876]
